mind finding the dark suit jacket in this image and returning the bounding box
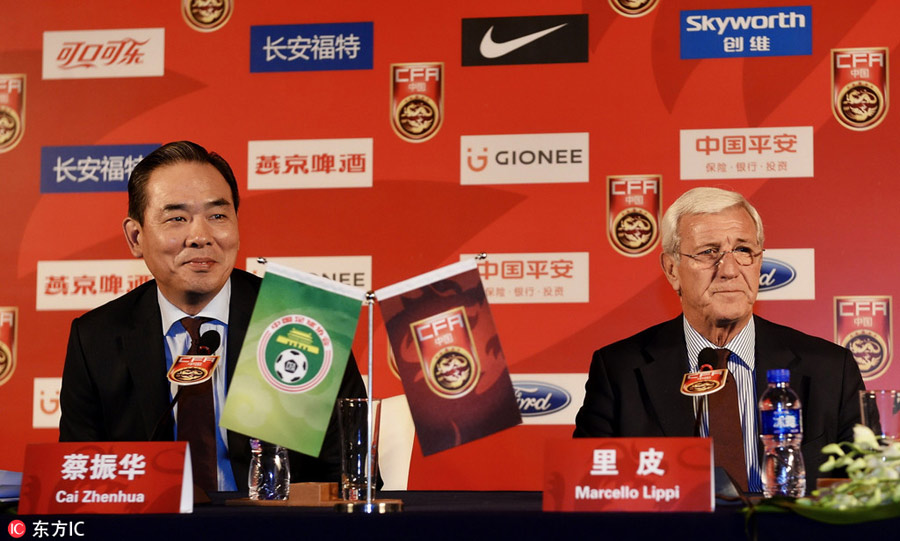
[59,268,367,491]
[573,315,865,489]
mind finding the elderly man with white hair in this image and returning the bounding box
[574,187,863,493]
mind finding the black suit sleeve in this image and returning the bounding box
[836,348,865,443]
[59,318,103,442]
[573,348,617,437]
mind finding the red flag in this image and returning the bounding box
[376,259,521,455]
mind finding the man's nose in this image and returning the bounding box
[715,251,741,275]
[187,218,212,246]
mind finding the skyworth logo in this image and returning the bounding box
[681,6,812,59]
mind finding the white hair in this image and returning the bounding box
[660,187,764,256]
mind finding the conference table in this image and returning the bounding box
[9,491,899,540]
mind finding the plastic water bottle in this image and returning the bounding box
[758,369,806,497]
[248,439,290,500]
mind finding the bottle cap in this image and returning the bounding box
[766,368,790,383]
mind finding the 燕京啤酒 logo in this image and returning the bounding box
[607,175,661,257]
[835,296,892,381]
[257,315,333,393]
[411,307,480,398]
[0,75,25,153]
[182,0,233,32]
[609,0,659,18]
[0,308,17,387]
[832,48,889,130]
[391,63,443,142]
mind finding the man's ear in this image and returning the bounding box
[660,252,681,294]
[122,217,143,258]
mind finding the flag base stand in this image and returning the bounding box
[334,498,403,514]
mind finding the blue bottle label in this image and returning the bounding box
[760,409,801,435]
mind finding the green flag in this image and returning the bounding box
[220,262,365,456]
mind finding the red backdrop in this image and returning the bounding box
[1,0,898,490]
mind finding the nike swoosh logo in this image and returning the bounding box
[479,23,568,59]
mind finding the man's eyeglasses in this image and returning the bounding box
[678,247,764,268]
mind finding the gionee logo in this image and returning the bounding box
[466,147,488,171]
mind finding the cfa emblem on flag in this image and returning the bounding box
[411,307,481,398]
[831,48,889,131]
[0,74,25,154]
[606,175,661,257]
[390,62,443,142]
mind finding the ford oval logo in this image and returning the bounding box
[513,381,571,417]
[759,258,796,292]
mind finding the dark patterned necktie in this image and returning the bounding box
[703,347,749,492]
[176,317,218,492]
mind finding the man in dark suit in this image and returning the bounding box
[59,141,366,492]
[574,187,864,492]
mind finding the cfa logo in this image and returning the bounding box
[8,520,25,538]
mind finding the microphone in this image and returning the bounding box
[693,348,718,437]
[197,330,221,355]
[698,347,718,372]
[150,329,222,441]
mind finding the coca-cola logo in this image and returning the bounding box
[513,381,571,416]
[759,258,796,292]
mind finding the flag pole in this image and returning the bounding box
[336,290,402,514]
[365,291,375,506]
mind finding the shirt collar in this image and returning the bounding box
[158,279,231,335]
[684,315,756,371]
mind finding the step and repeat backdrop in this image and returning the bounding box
[1,0,898,490]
